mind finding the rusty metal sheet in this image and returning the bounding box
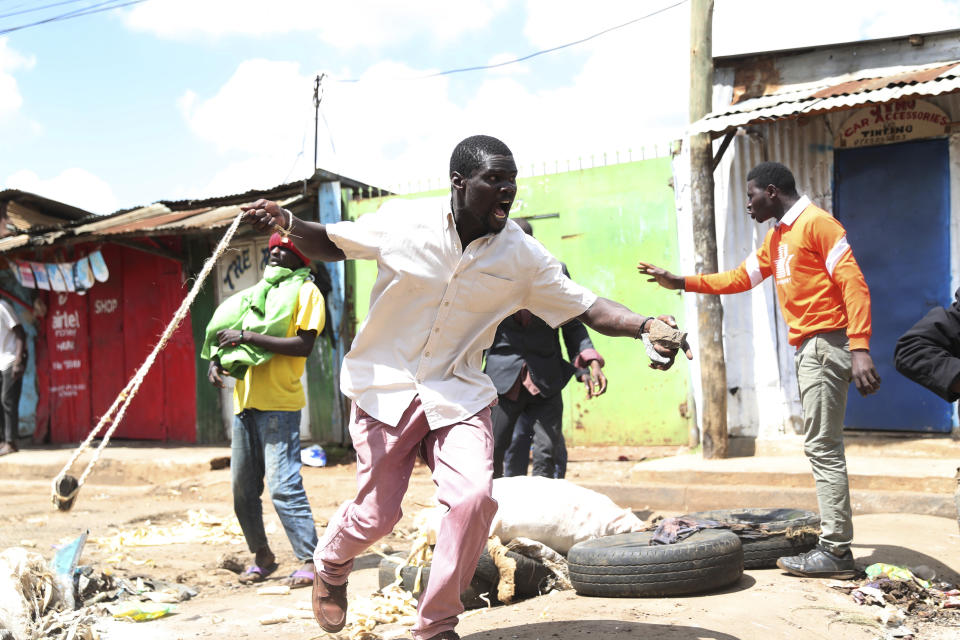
[810,62,960,98]
[155,196,301,230]
[92,208,202,235]
[71,204,172,235]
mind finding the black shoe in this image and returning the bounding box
[776,546,856,579]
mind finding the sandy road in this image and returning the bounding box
[1,457,958,640]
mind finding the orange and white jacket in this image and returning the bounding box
[684,197,872,351]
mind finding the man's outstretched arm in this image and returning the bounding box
[241,199,346,262]
[577,298,693,370]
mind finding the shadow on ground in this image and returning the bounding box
[462,620,741,639]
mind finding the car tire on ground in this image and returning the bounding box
[679,508,820,569]
[568,529,743,597]
[378,548,553,608]
[378,554,493,609]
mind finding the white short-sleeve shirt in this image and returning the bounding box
[326,197,598,429]
[0,300,21,372]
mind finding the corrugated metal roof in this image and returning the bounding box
[690,60,960,134]
[0,169,388,255]
[0,196,302,255]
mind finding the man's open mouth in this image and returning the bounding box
[494,199,512,220]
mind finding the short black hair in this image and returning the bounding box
[515,218,533,235]
[747,162,797,196]
[449,135,512,178]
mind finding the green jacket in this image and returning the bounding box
[202,265,312,379]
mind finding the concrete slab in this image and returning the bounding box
[627,452,958,493]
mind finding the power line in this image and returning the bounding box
[0,0,146,36]
[0,0,94,21]
[332,0,689,83]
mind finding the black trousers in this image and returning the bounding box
[1,368,22,443]
[491,389,564,479]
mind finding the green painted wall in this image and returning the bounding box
[347,159,690,445]
[186,238,225,444]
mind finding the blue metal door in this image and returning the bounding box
[834,138,952,432]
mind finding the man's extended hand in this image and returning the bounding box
[241,199,289,232]
[851,350,881,396]
[207,360,226,388]
[580,360,607,398]
[637,261,685,290]
[11,354,26,380]
[647,315,694,371]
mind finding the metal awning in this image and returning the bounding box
[691,60,960,135]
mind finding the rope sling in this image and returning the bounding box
[51,212,252,510]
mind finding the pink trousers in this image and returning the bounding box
[314,397,497,640]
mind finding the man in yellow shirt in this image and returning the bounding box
[208,233,325,588]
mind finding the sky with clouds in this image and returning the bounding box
[0,0,958,214]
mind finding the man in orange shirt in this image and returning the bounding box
[639,161,881,579]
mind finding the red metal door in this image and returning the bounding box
[47,290,92,442]
[87,245,126,437]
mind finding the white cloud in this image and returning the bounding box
[5,169,120,215]
[123,0,509,48]
[175,0,960,199]
[178,2,691,197]
[713,0,960,55]
[179,59,314,155]
[0,37,35,119]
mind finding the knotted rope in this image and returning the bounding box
[51,211,248,510]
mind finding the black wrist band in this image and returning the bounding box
[635,317,651,339]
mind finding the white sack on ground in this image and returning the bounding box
[490,476,645,554]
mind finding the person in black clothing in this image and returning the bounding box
[894,288,960,402]
[485,219,607,479]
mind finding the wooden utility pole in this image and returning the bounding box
[689,0,728,458]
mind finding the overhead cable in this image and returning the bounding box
[332,0,689,83]
[0,0,146,36]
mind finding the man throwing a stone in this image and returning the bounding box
[242,135,691,640]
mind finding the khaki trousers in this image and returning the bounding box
[795,329,854,554]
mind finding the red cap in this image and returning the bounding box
[268,232,310,266]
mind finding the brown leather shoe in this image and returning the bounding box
[311,570,347,633]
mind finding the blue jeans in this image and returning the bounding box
[232,409,318,562]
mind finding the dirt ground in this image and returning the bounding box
[1,453,958,640]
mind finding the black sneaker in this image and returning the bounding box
[776,546,856,579]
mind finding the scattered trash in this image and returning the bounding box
[865,563,931,589]
[832,561,960,632]
[51,530,88,608]
[107,601,174,621]
[346,583,419,637]
[0,547,63,640]
[852,585,886,606]
[301,444,327,467]
[257,585,291,596]
[257,606,313,625]
[93,509,247,556]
